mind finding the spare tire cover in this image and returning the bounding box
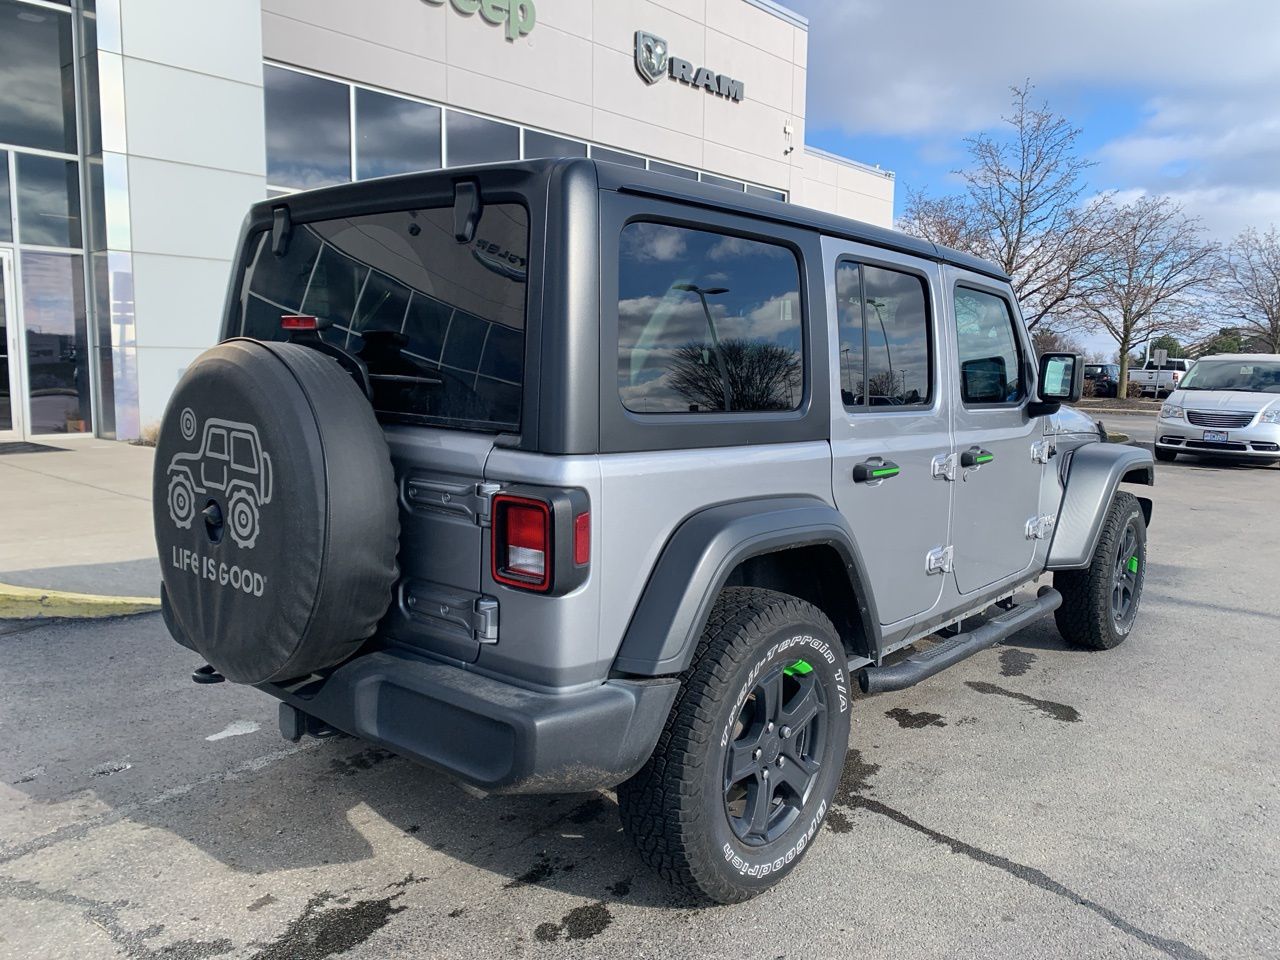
[154,339,399,684]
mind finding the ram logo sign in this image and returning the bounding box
[634,31,746,102]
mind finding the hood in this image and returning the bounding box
[1168,389,1280,414]
[1050,405,1103,437]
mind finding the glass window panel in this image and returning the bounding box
[21,251,91,433]
[617,222,803,414]
[239,204,528,430]
[0,151,11,243]
[17,153,81,248]
[263,65,351,189]
[745,185,787,202]
[954,286,1024,404]
[590,145,645,169]
[0,1,77,153]
[701,173,744,191]
[524,130,586,159]
[835,262,863,407]
[648,160,698,180]
[445,112,518,167]
[0,255,11,431]
[355,88,441,179]
[862,265,931,406]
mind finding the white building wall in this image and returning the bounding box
[115,0,267,434]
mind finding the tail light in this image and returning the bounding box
[491,488,591,594]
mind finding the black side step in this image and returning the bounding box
[859,587,1062,694]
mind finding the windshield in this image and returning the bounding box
[237,203,528,431]
[1179,359,1280,393]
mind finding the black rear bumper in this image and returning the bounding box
[259,649,679,794]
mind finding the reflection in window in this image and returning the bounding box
[21,252,91,433]
[356,88,441,179]
[617,223,803,414]
[954,287,1023,404]
[701,173,745,192]
[0,151,11,243]
[445,112,519,167]
[0,0,77,153]
[264,66,351,189]
[649,160,698,180]
[16,153,81,248]
[238,204,528,430]
[524,130,587,159]
[837,262,931,408]
[745,185,787,202]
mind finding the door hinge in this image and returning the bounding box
[931,452,957,482]
[406,583,500,644]
[1025,514,1057,540]
[925,545,954,575]
[1031,439,1057,464]
[404,476,501,525]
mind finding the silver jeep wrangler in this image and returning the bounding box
[153,159,1154,904]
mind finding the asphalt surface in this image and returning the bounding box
[3,458,1279,960]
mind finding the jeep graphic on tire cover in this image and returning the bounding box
[153,339,400,684]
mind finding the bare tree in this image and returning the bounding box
[898,82,1110,331]
[1215,225,1280,353]
[1074,195,1218,389]
[666,339,801,412]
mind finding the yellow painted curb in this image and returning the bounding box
[0,582,161,620]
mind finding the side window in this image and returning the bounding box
[836,260,931,409]
[205,428,228,459]
[953,286,1024,405]
[617,222,803,414]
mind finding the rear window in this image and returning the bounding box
[238,203,528,431]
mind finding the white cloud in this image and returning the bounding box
[790,0,1280,238]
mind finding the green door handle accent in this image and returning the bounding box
[853,459,901,483]
[960,447,995,468]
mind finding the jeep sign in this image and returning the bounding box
[421,0,535,41]
[634,31,745,102]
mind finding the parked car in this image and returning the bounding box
[1130,357,1193,397]
[152,159,1155,903]
[1155,354,1280,464]
[1084,363,1121,397]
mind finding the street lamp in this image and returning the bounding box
[674,283,733,410]
[866,297,894,397]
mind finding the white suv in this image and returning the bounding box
[1156,355,1280,464]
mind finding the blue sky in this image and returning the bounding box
[787,0,1280,243]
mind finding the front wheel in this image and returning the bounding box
[1154,447,1177,463]
[618,587,851,904]
[1054,492,1147,650]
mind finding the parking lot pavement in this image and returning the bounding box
[3,459,1278,960]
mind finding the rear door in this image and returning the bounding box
[231,193,533,662]
[945,269,1043,595]
[826,238,952,629]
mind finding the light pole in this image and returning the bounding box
[866,297,893,396]
[674,283,733,410]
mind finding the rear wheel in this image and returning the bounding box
[1154,447,1177,462]
[618,587,850,904]
[1054,492,1146,651]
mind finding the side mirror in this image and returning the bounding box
[1029,352,1083,416]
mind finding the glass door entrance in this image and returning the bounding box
[0,250,24,440]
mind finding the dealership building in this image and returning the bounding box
[0,0,894,441]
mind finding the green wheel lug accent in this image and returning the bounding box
[783,659,813,677]
[1127,556,1139,574]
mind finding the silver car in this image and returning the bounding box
[1156,354,1280,463]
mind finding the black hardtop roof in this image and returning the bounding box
[587,158,1009,282]
[253,157,1009,283]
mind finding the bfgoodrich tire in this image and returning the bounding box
[617,587,851,904]
[1054,492,1147,651]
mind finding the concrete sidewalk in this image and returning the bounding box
[0,439,160,605]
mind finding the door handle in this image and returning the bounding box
[960,447,994,469]
[853,458,900,483]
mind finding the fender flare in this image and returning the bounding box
[611,496,880,677]
[1047,442,1154,570]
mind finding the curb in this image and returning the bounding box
[0,582,161,621]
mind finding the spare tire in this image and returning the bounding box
[154,339,399,684]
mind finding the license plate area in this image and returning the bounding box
[1203,430,1229,443]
